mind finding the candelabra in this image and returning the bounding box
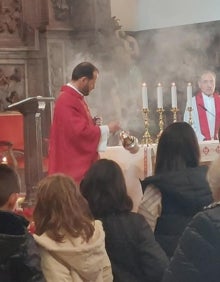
[156,108,165,143]
[187,106,193,125]
[171,107,179,123]
[141,108,152,145]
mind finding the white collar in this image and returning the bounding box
[202,92,214,100]
[67,82,84,96]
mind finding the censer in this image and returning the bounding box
[119,131,140,154]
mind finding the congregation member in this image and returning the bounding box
[162,156,220,282]
[184,70,220,141]
[48,62,120,184]
[0,164,45,282]
[80,159,169,282]
[138,122,213,258]
[33,174,112,282]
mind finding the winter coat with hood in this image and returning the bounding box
[34,220,113,282]
[0,210,45,282]
[140,165,213,258]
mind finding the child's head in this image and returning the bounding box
[0,164,20,210]
[33,173,94,242]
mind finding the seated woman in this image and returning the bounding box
[138,122,213,258]
[80,159,169,282]
[33,174,112,282]
[162,156,220,282]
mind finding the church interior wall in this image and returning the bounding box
[0,0,220,142]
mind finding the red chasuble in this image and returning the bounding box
[196,92,220,140]
[48,85,101,183]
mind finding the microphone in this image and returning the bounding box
[198,104,215,117]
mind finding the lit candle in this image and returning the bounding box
[1,157,8,164]
[171,82,177,108]
[142,82,148,109]
[157,83,163,108]
[187,82,192,107]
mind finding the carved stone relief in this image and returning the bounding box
[50,0,73,22]
[0,0,21,35]
[0,62,26,111]
[0,0,39,48]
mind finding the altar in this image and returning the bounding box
[100,141,220,178]
[100,141,220,211]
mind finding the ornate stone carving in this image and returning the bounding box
[51,0,73,21]
[0,63,26,111]
[0,0,22,35]
[0,0,48,48]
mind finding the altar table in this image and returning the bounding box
[101,141,220,179]
[100,141,220,211]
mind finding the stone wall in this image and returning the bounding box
[1,1,220,143]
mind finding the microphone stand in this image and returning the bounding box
[198,104,215,117]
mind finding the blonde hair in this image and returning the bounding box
[207,157,220,201]
[33,174,94,242]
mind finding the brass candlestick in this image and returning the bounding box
[187,106,193,125]
[156,108,164,143]
[171,107,179,123]
[141,108,152,145]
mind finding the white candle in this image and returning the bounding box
[142,82,148,109]
[157,83,163,108]
[187,82,192,107]
[171,82,177,108]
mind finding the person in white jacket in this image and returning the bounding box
[33,173,113,282]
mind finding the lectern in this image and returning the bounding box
[7,96,54,205]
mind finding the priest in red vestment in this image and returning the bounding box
[48,62,120,183]
[184,70,220,141]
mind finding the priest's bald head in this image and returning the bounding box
[71,62,99,96]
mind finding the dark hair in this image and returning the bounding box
[0,164,20,207]
[155,122,200,174]
[71,62,99,81]
[33,174,94,242]
[80,159,133,218]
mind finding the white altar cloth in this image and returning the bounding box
[101,141,220,179]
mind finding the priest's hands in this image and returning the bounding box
[93,116,103,126]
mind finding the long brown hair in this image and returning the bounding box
[33,174,94,242]
[80,159,133,218]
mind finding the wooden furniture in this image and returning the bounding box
[7,97,54,205]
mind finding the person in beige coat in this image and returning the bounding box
[33,174,112,282]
